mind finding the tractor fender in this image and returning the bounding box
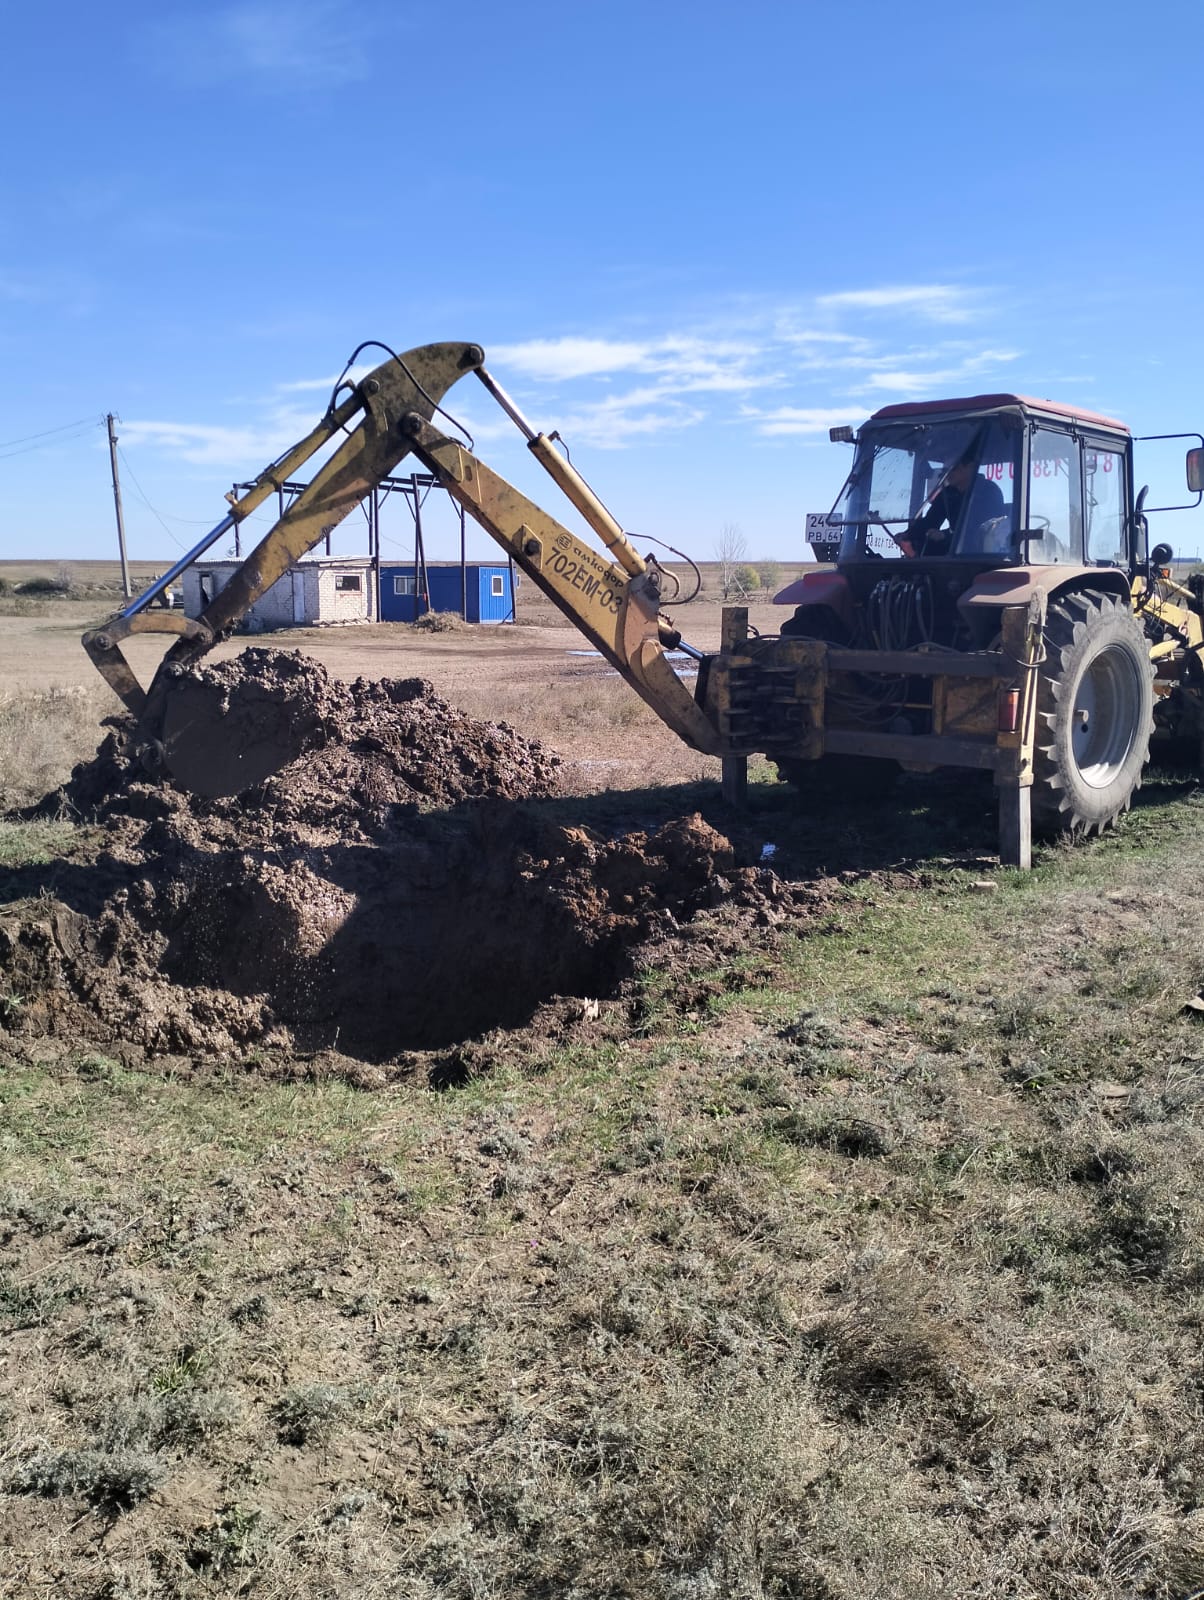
[773,570,854,623]
[958,565,1131,618]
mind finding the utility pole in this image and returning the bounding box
[106,414,131,599]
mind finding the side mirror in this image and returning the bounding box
[1131,486,1150,567]
[1188,448,1204,494]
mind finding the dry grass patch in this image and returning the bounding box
[409,611,470,633]
[0,685,116,812]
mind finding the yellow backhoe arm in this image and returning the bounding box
[82,341,485,723]
[397,410,722,755]
[81,340,724,793]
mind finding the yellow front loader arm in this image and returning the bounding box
[1134,569,1204,660]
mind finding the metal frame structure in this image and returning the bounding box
[227,470,489,622]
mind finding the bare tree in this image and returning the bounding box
[714,523,748,599]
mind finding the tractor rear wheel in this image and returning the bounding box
[1032,592,1154,837]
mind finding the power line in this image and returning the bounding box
[0,416,99,451]
[0,419,101,463]
[109,445,229,528]
[115,445,188,551]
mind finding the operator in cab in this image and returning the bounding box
[898,451,1004,557]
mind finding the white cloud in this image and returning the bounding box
[546,388,706,449]
[490,338,652,381]
[863,348,1020,394]
[817,285,980,324]
[274,366,372,394]
[490,334,771,397]
[119,411,315,467]
[774,324,870,366]
[120,293,1024,470]
[776,327,870,349]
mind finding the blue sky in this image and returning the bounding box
[3,0,1203,568]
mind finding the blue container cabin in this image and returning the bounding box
[379,563,514,624]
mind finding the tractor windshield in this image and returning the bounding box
[834,418,1021,561]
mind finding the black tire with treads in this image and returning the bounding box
[1032,592,1154,837]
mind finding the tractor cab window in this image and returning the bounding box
[834,418,1020,561]
[1084,447,1126,565]
[1027,427,1084,563]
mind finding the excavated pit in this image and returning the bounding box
[3,650,750,1063]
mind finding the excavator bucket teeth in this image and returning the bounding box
[153,674,313,798]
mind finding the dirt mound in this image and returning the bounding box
[6,649,759,1063]
[58,649,563,839]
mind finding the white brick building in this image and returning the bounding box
[182,556,377,630]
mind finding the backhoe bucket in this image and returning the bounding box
[151,671,316,798]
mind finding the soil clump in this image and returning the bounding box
[4,650,769,1064]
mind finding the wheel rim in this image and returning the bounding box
[1071,644,1143,788]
